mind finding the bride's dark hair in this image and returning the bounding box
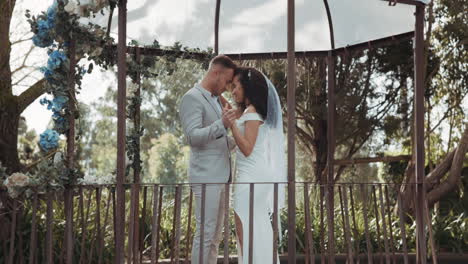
[233,67,268,120]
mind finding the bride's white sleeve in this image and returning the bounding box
[179,93,226,147]
[241,113,264,122]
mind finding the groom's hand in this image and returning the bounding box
[222,108,237,129]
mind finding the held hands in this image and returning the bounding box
[222,104,237,129]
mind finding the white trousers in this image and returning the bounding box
[191,184,226,264]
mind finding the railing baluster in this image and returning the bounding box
[360,184,373,264]
[7,199,18,264]
[28,193,39,264]
[384,185,397,264]
[79,189,92,264]
[372,185,383,264]
[18,204,24,264]
[199,184,206,264]
[151,185,160,264]
[223,183,230,264]
[128,185,135,263]
[88,189,99,263]
[140,186,148,263]
[319,185,325,264]
[248,183,254,264]
[46,193,53,264]
[425,199,438,264]
[99,188,112,264]
[156,186,164,263]
[304,183,314,264]
[94,188,102,264]
[378,184,391,264]
[185,189,193,264]
[133,184,141,264]
[342,186,354,264]
[338,186,347,257]
[396,191,409,264]
[174,185,183,263]
[349,185,360,263]
[273,183,279,264]
[112,188,117,262]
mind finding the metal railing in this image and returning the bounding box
[1,182,436,264]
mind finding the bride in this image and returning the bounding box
[224,67,286,264]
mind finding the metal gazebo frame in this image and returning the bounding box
[109,0,428,263]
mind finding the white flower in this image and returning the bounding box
[64,0,79,14]
[65,0,108,16]
[53,152,64,167]
[5,172,30,188]
[3,172,31,198]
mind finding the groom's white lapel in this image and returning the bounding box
[196,84,222,118]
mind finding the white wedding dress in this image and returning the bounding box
[233,112,280,264]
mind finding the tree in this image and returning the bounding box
[0,0,47,173]
[247,0,467,214]
[251,49,396,184]
[146,133,189,185]
[78,57,204,182]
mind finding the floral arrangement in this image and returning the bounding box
[28,0,114,154]
[21,0,114,191]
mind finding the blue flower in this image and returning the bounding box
[40,66,54,81]
[47,50,68,70]
[39,97,53,110]
[39,97,50,106]
[32,19,54,47]
[51,96,68,111]
[39,129,60,152]
[31,1,57,48]
[47,1,58,24]
[33,32,54,48]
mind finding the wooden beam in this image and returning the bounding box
[332,155,412,166]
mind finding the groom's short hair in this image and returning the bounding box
[209,55,237,70]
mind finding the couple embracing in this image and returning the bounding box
[179,55,286,264]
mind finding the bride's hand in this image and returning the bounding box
[219,95,232,109]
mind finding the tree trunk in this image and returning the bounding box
[400,124,468,215]
[0,103,21,174]
[0,0,19,174]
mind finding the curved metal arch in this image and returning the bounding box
[322,0,335,50]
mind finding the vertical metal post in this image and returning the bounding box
[185,190,193,264]
[65,38,76,264]
[223,183,230,264]
[273,183,279,264]
[323,1,336,261]
[248,183,255,264]
[116,0,127,263]
[7,200,17,264]
[414,4,427,264]
[287,0,296,263]
[151,185,160,264]
[134,47,141,184]
[46,193,53,264]
[133,47,141,264]
[214,0,221,54]
[326,50,336,264]
[28,193,38,264]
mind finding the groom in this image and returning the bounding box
[179,55,237,264]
